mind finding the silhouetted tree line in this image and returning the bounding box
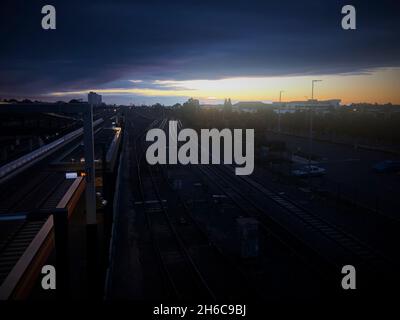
[172,99,400,145]
[1,98,85,104]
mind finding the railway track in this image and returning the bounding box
[126,114,261,300]
[129,117,216,300]
[156,120,260,300]
[197,163,395,286]
[235,167,392,269]
[122,112,398,299]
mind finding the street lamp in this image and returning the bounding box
[308,80,322,175]
[278,90,284,133]
[311,79,322,100]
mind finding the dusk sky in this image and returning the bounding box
[1,0,400,105]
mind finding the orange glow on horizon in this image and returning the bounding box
[50,67,400,105]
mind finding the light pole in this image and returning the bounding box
[278,90,284,133]
[311,79,322,100]
[308,80,322,171]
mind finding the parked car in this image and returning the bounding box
[373,160,400,173]
[292,165,326,177]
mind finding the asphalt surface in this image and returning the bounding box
[266,131,400,218]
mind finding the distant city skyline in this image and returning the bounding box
[46,67,400,105]
[1,1,399,106]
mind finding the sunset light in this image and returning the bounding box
[50,67,400,105]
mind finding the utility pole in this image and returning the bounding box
[83,103,98,297]
[83,104,96,225]
[278,90,284,133]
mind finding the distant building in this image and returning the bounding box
[200,99,342,114]
[287,99,340,108]
[200,101,269,112]
[272,99,341,113]
[233,101,270,113]
[347,103,400,119]
[88,92,102,106]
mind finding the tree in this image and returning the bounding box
[152,103,163,109]
[180,98,200,126]
[223,98,232,113]
[69,98,83,104]
[183,98,200,111]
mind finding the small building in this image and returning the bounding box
[88,91,102,106]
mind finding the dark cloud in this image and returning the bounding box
[0,0,399,98]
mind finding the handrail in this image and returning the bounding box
[0,177,85,300]
[106,127,122,164]
[0,119,103,179]
[0,217,54,300]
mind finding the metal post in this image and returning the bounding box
[83,105,96,225]
[278,90,284,133]
[308,80,320,188]
[83,104,99,298]
[308,107,313,167]
[309,80,322,171]
[311,82,314,101]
